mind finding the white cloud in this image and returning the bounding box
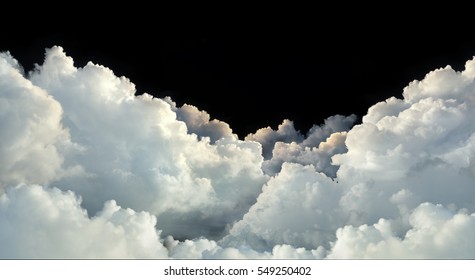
[246,119,304,159]
[248,115,356,177]
[328,203,475,259]
[0,51,81,190]
[303,114,356,147]
[165,98,236,143]
[2,47,475,259]
[164,235,324,259]
[223,163,343,252]
[262,131,349,177]
[332,63,475,228]
[0,184,168,258]
[24,47,268,240]
[0,184,326,259]
[223,55,475,258]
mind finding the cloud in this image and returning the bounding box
[0,184,168,258]
[25,46,268,240]
[223,163,343,252]
[1,46,475,259]
[0,51,81,190]
[327,203,475,259]
[225,56,475,258]
[245,119,304,159]
[0,183,324,259]
[165,98,236,143]
[247,115,356,177]
[164,235,325,259]
[332,62,475,226]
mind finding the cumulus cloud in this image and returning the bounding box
[223,163,342,252]
[0,51,81,190]
[328,203,475,259]
[0,184,322,259]
[2,46,475,259]
[24,46,268,240]
[0,184,168,258]
[165,98,236,143]
[164,235,324,259]
[332,62,475,227]
[247,115,356,177]
[245,119,304,159]
[227,56,475,258]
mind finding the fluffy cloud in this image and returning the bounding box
[328,58,475,255]
[164,235,324,259]
[165,98,236,143]
[2,47,475,259]
[0,184,168,258]
[332,61,475,227]
[223,163,343,252]
[246,119,304,159]
[328,203,475,259]
[0,183,324,259]
[248,115,355,177]
[24,47,268,240]
[225,56,475,257]
[0,51,80,190]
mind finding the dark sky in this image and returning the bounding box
[3,31,475,138]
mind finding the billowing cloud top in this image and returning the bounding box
[1,46,475,259]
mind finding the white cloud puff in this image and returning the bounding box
[223,163,343,252]
[0,51,80,190]
[246,119,304,159]
[248,115,356,177]
[328,203,475,259]
[164,235,324,259]
[165,98,236,142]
[0,184,168,258]
[333,60,475,228]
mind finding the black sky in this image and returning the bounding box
[3,31,475,138]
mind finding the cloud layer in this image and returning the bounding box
[1,46,475,258]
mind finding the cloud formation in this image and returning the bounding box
[0,184,168,258]
[0,51,79,189]
[166,99,236,143]
[25,47,268,240]
[247,115,355,177]
[328,203,475,259]
[1,46,475,259]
